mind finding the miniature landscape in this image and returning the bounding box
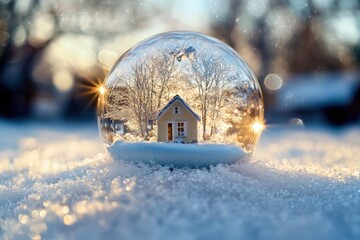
[97,32,264,155]
[104,94,251,166]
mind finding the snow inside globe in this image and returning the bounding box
[97,31,264,167]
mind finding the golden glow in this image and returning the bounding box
[251,121,265,133]
[99,86,106,95]
[18,214,30,224]
[63,214,77,225]
[77,72,107,109]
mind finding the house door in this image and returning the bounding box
[167,123,173,141]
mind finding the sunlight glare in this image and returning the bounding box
[99,86,106,95]
[252,121,265,133]
[77,75,106,110]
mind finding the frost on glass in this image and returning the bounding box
[97,31,264,161]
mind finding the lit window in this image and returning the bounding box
[174,106,181,114]
[177,121,186,137]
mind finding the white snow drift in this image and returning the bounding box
[108,141,247,167]
[0,121,359,240]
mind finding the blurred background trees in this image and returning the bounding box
[0,0,359,124]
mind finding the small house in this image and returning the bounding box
[155,95,200,143]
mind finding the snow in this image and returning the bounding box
[0,120,360,239]
[108,141,247,167]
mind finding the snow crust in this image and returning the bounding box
[0,120,360,239]
[108,141,247,167]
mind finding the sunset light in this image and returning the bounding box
[99,86,106,95]
[251,121,265,133]
[78,76,105,109]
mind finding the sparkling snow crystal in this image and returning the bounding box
[0,121,360,239]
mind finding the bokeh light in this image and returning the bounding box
[52,70,74,92]
[0,0,358,124]
[288,118,304,126]
[264,74,283,91]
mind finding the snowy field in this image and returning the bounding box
[0,120,359,240]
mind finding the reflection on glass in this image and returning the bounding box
[98,31,264,154]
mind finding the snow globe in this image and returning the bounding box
[97,31,264,167]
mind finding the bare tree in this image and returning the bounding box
[105,50,178,138]
[190,54,230,139]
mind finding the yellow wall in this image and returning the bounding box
[157,99,198,143]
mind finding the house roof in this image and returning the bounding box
[155,95,201,121]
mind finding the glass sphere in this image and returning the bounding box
[97,31,264,165]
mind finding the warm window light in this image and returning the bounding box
[252,121,265,133]
[99,86,106,94]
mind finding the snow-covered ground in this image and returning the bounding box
[0,120,359,240]
[108,141,246,167]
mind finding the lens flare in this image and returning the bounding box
[99,86,106,95]
[252,121,265,133]
[77,66,108,110]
